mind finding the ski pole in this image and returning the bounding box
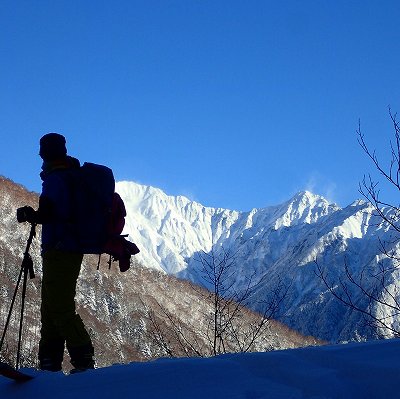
[0,223,36,369]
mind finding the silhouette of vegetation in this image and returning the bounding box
[316,109,400,338]
[142,247,294,356]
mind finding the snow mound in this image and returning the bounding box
[2,339,399,399]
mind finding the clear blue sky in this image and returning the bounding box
[1,1,399,211]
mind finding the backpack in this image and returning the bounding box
[69,162,140,272]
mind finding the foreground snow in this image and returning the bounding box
[1,339,399,399]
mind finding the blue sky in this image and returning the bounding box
[1,1,400,211]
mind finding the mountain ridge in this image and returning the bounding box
[2,174,399,343]
[116,180,400,342]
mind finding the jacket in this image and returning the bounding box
[37,156,81,253]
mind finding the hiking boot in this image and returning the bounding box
[39,357,62,372]
[38,338,64,372]
[68,343,95,372]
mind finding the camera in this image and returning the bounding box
[17,206,35,223]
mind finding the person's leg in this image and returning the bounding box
[39,251,66,371]
[39,250,94,371]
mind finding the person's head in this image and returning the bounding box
[39,133,67,162]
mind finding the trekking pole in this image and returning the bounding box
[0,222,36,370]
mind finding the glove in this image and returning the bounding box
[16,206,37,224]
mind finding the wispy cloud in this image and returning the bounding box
[303,172,338,204]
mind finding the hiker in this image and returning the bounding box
[17,133,94,372]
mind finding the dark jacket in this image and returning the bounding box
[37,156,81,253]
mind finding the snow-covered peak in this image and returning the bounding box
[292,190,322,202]
[116,181,239,273]
[114,180,400,342]
[114,182,342,277]
[272,190,339,229]
[350,198,369,207]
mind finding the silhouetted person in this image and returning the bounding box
[19,133,94,372]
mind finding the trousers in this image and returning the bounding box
[39,250,93,369]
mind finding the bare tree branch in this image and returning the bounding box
[144,245,290,357]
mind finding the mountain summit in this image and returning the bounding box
[117,183,340,275]
[116,181,400,342]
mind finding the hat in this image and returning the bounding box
[39,133,67,161]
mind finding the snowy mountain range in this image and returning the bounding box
[1,174,399,356]
[116,181,400,342]
[0,176,316,371]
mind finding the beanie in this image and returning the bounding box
[39,133,67,161]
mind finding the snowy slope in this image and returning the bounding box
[2,339,400,399]
[116,181,239,274]
[116,181,400,342]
